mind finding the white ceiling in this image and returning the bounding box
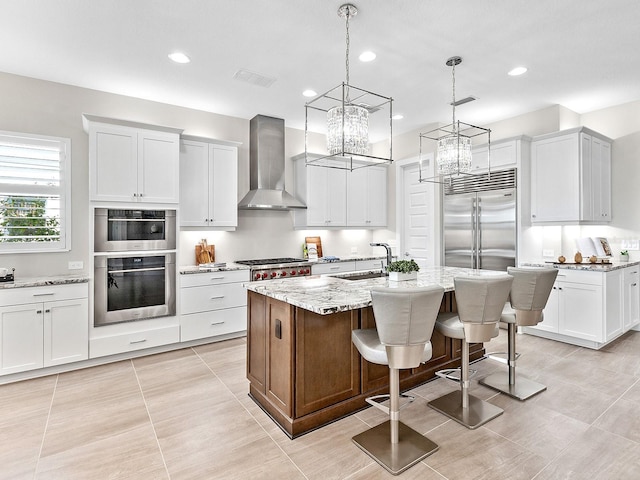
[2,0,640,138]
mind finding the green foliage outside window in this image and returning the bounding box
[0,196,60,242]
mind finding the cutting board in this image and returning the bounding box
[195,245,215,264]
[305,236,323,258]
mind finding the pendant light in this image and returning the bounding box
[419,56,491,182]
[304,4,393,171]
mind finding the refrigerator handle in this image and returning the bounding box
[475,195,480,269]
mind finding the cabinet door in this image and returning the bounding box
[591,137,611,221]
[305,167,328,226]
[138,131,180,203]
[531,134,580,222]
[0,304,43,375]
[558,282,602,342]
[346,167,368,226]
[367,167,387,227]
[44,298,88,367]
[472,140,516,172]
[326,167,347,225]
[180,141,210,227]
[266,298,294,417]
[210,144,238,227]
[624,269,640,330]
[90,126,138,202]
[605,270,623,341]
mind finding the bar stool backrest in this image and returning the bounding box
[454,275,514,343]
[370,285,444,369]
[506,267,558,326]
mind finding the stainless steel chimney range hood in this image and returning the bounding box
[238,115,306,210]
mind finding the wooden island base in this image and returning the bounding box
[246,290,484,438]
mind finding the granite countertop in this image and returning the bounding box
[523,261,640,272]
[316,255,386,263]
[244,266,509,315]
[0,274,89,289]
[179,263,250,274]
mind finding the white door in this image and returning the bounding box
[396,157,436,270]
[211,144,238,227]
[138,131,180,203]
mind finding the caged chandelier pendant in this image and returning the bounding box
[305,4,393,171]
[419,56,490,182]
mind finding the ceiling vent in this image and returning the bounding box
[233,69,277,88]
[451,96,477,107]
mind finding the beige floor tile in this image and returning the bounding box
[278,415,376,480]
[486,393,591,460]
[593,396,640,442]
[621,378,640,403]
[345,459,442,479]
[535,426,640,479]
[424,420,548,480]
[36,424,167,480]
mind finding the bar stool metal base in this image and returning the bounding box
[480,373,546,401]
[428,391,503,429]
[352,420,439,475]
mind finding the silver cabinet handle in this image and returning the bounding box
[210,295,225,300]
[210,321,225,326]
[33,292,55,297]
[130,339,147,345]
[209,277,225,280]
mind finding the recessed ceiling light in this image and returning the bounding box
[508,66,527,76]
[302,89,317,97]
[392,114,404,120]
[168,52,190,64]
[359,51,376,62]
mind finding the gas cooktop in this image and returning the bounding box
[235,257,307,266]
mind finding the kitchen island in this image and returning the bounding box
[244,266,507,438]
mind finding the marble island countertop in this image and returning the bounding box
[244,266,508,315]
[524,261,640,272]
[0,274,89,289]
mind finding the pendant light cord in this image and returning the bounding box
[345,8,351,103]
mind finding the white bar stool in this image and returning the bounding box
[428,275,513,429]
[351,285,444,475]
[480,267,558,400]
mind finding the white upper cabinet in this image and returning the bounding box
[84,115,182,204]
[180,137,240,228]
[471,137,521,172]
[346,166,388,227]
[293,156,347,227]
[530,127,612,224]
[293,154,387,228]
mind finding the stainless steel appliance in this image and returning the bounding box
[94,208,176,252]
[235,257,312,281]
[94,253,176,326]
[443,169,516,271]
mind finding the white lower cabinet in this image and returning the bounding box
[524,267,631,349]
[179,270,249,342]
[0,283,88,376]
[624,268,640,330]
[89,325,180,358]
[311,258,387,276]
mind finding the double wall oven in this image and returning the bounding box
[94,209,176,327]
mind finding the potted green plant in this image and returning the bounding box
[386,259,420,281]
[620,250,630,262]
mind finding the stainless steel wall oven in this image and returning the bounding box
[94,208,176,252]
[94,253,176,326]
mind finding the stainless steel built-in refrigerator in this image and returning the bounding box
[443,169,516,271]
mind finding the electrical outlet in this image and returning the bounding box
[543,249,554,257]
[68,261,83,270]
[351,246,358,255]
[631,240,640,251]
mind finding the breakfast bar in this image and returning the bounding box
[244,266,507,438]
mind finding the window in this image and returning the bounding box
[0,130,71,252]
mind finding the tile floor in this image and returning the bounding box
[3,329,640,479]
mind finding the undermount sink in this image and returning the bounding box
[334,271,387,281]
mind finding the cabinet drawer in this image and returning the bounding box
[355,259,386,272]
[312,261,356,275]
[0,283,88,306]
[180,270,249,287]
[554,270,603,286]
[180,306,247,342]
[180,283,246,314]
[89,325,180,358]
